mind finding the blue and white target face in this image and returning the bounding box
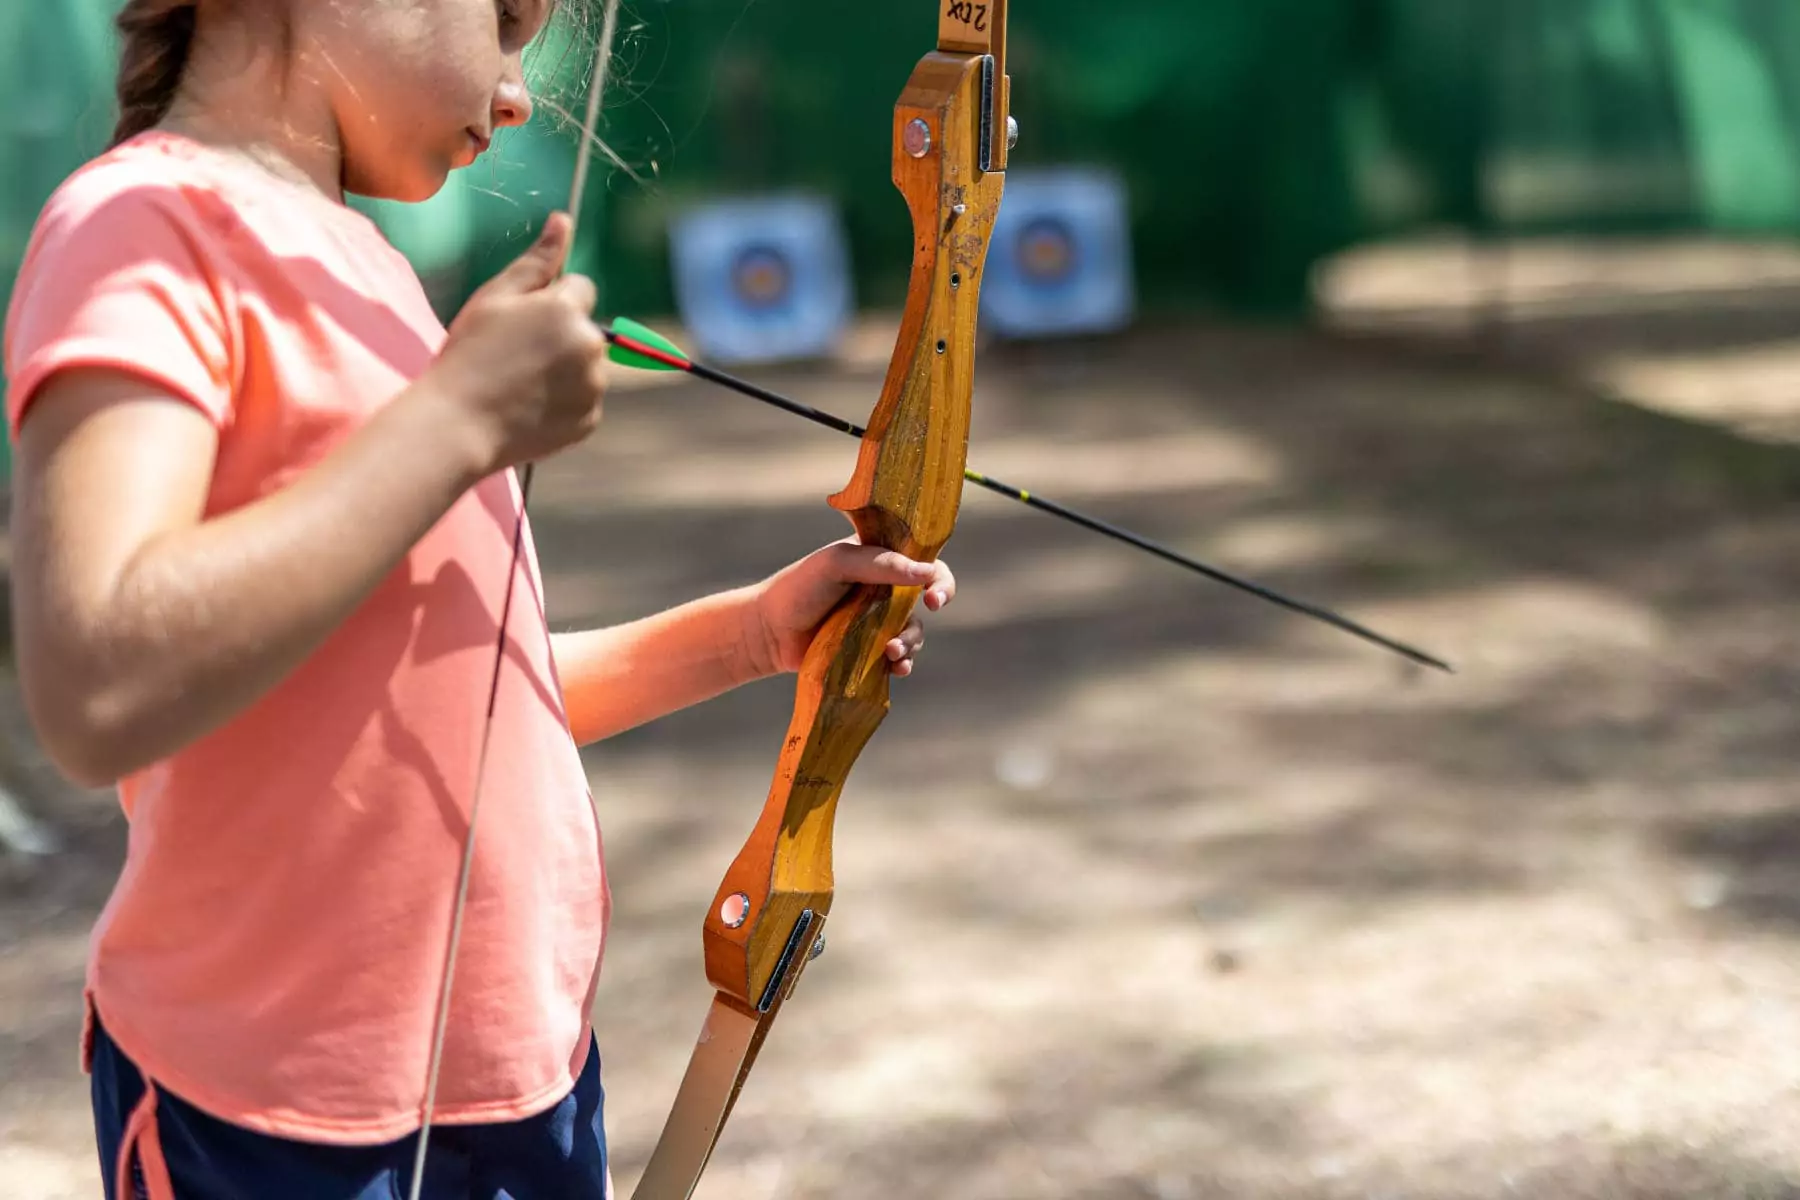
[981,168,1135,340]
[669,196,853,365]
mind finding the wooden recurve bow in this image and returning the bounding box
[630,4,1015,1196]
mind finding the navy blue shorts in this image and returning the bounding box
[89,1014,611,1200]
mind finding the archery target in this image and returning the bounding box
[668,195,853,365]
[982,167,1135,339]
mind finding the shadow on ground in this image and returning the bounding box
[4,308,1800,1197]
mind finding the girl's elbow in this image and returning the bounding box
[36,726,133,790]
[22,676,157,789]
[44,743,127,790]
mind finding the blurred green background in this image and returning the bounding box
[8,0,1800,347]
[9,11,1800,1193]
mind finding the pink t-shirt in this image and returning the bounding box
[3,132,609,1143]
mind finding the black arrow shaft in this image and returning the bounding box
[960,469,1448,672]
[604,329,1452,674]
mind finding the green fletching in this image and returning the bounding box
[607,317,689,372]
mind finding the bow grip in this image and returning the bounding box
[697,44,1008,1014]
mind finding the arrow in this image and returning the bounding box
[602,318,1453,675]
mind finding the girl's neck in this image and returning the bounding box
[158,15,346,202]
[160,111,345,202]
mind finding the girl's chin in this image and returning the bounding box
[347,168,449,205]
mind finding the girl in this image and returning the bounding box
[2,1,956,1197]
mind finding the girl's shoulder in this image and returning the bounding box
[33,131,395,268]
[5,136,253,435]
[22,133,219,269]
[6,132,431,439]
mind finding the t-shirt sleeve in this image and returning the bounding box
[4,170,239,437]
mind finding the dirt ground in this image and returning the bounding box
[3,260,1800,1197]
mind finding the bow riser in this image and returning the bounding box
[699,593,894,1002]
[698,46,1008,1010]
[831,53,1005,554]
[628,22,1012,1198]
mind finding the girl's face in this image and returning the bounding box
[303,0,556,201]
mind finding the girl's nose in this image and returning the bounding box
[494,75,533,130]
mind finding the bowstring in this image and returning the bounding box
[406,5,624,1198]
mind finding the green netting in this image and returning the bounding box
[9,0,1800,420]
[0,0,119,484]
[532,0,1800,317]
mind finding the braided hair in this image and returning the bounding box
[112,0,199,146]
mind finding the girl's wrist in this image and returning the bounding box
[393,375,502,492]
[730,582,782,683]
